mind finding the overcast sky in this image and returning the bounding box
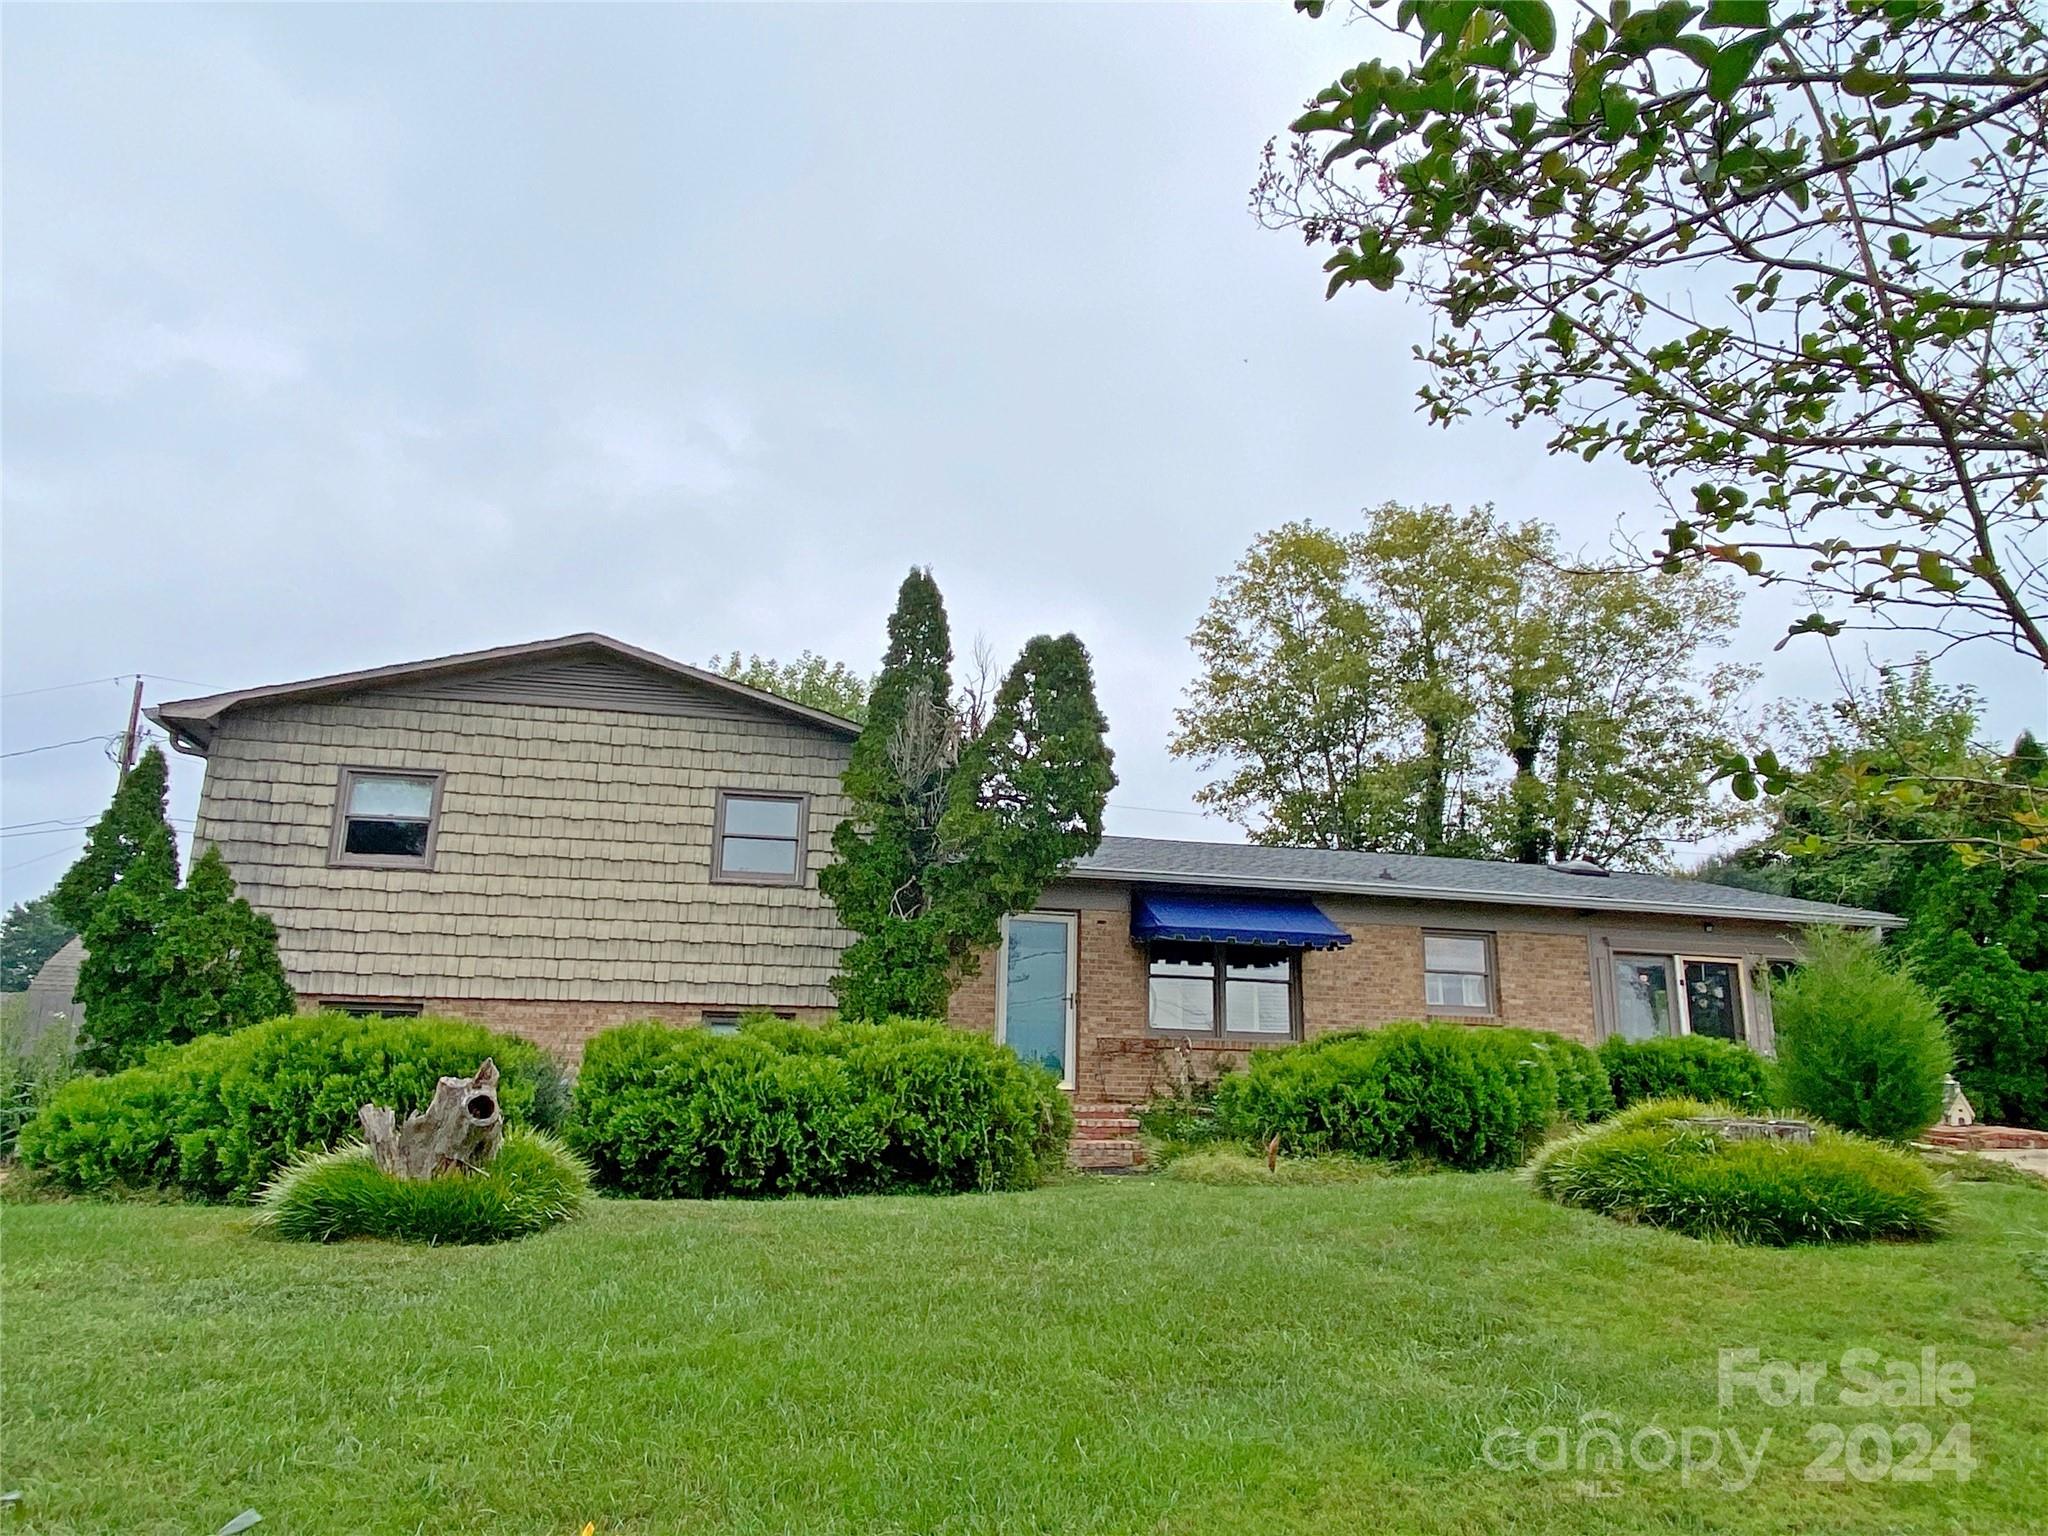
[3,2,2038,911]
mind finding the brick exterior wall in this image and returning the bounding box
[307,995,836,1065]
[954,885,1793,1105]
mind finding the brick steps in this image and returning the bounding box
[1921,1125,2048,1151]
[1068,1102,1144,1171]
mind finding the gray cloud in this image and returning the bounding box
[5,4,2037,906]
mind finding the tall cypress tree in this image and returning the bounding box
[154,846,297,1047]
[50,746,180,932]
[822,568,959,1018]
[938,634,1117,938]
[74,822,180,1072]
[821,573,1116,1020]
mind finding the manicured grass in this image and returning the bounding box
[5,1174,2046,1534]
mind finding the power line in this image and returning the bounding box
[0,675,130,701]
[1,672,214,702]
[1,817,194,839]
[0,734,118,761]
[2,843,85,876]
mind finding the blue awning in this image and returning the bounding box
[1131,891,1352,950]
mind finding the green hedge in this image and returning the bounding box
[16,1013,559,1202]
[255,1129,590,1244]
[568,1016,1072,1197]
[1600,1034,1770,1112]
[1528,1099,1952,1245]
[1208,1024,1561,1170]
[1492,1028,1614,1123]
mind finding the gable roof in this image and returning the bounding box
[147,633,863,751]
[1069,834,1901,929]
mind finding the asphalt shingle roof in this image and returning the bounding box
[1067,835,1899,928]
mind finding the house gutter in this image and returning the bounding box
[1061,862,1904,930]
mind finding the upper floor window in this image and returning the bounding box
[331,769,443,869]
[713,791,808,885]
[1423,931,1494,1014]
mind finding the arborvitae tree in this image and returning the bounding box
[821,570,960,1019]
[938,635,1117,935]
[50,746,180,932]
[153,846,296,1047]
[74,823,180,1073]
[822,570,1116,1020]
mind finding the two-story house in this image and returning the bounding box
[152,633,1896,1106]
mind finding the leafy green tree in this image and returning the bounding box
[713,650,872,723]
[1,895,74,992]
[1262,1,2047,669]
[1702,672,2046,1126]
[49,745,179,932]
[1174,503,1751,867]
[73,823,180,1073]
[153,846,296,1047]
[822,570,1115,1018]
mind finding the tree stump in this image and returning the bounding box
[359,1059,504,1178]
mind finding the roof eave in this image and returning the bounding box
[1063,861,1904,929]
[146,633,863,741]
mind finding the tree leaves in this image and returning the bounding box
[1259,1,2048,669]
[1494,1,1556,57]
[1172,505,1754,868]
[1706,31,1772,101]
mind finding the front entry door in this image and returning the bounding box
[998,913,1077,1089]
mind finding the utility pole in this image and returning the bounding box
[115,675,143,787]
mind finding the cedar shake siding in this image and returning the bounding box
[179,658,854,1035]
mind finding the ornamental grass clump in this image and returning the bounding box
[255,1129,589,1244]
[1527,1099,1951,1246]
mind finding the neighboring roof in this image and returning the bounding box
[1070,835,1902,929]
[146,633,863,750]
[19,935,86,1053]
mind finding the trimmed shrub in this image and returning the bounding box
[1209,1024,1559,1170]
[254,1129,589,1244]
[1601,1033,1770,1112]
[16,1013,556,1201]
[1492,1028,1614,1122]
[568,1016,1071,1197]
[1773,929,1952,1142]
[1528,1099,1952,1245]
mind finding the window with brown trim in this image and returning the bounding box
[323,1000,424,1018]
[1146,942,1299,1039]
[712,791,808,885]
[1423,930,1495,1014]
[330,769,444,869]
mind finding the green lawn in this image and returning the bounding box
[4,1173,2045,1535]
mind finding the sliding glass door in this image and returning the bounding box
[1612,954,1747,1043]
